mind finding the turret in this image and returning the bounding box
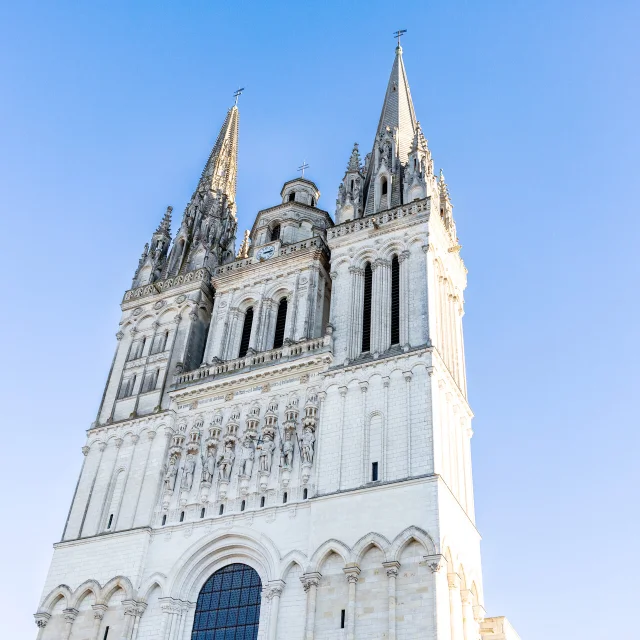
[131,206,172,287]
[166,104,240,276]
[335,143,365,223]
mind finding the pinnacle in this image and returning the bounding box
[156,205,172,235]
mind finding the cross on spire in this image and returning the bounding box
[233,87,245,106]
[393,29,407,48]
[297,160,309,178]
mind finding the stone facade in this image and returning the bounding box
[34,45,519,640]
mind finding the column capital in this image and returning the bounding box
[447,572,461,590]
[92,604,108,620]
[359,381,369,393]
[63,608,79,623]
[339,386,348,398]
[403,370,413,383]
[460,589,474,606]
[33,612,51,628]
[473,604,486,622]
[424,554,446,573]
[343,564,361,583]
[382,560,400,578]
[264,580,286,600]
[399,249,411,262]
[300,572,322,591]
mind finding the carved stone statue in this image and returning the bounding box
[301,428,316,465]
[217,442,235,481]
[281,436,294,470]
[181,454,196,491]
[239,435,255,476]
[258,437,275,473]
[164,456,178,491]
[201,449,216,484]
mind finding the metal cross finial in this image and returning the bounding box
[393,29,407,47]
[298,160,309,178]
[233,87,245,106]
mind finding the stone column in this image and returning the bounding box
[403,371,413,476]
[300,572,321,640]
[266,581,285,640]
[62,608,79,640]
[343,565,360,640]
[131,603,147,640]
[158,601,174,640]
[399,250,410,348]
[33,613,51,640]
[348,266,363,360]
[426,555,448,640]
[122,600,139,640]
[461,589,479,640]
[448,573,464,640]
[90,604,107,640]
[382,561,400,640]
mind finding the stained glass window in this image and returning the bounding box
[191,563,262,640]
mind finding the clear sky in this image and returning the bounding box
[0,1,638,638]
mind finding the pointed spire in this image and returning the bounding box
[363,45,419,214]
[347,143,361,171]
[373,44,418,165]
[155,205,172,236]
[195,105,239,205]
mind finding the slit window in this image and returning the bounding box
[238,307,254,358]
[372,461,379,481]
[103,627,110,640]
[341,610,346,629]
[272,297,288,349]
[283,492,288,504]
[303,488,308,499]
[179,511,184,522]
[161,514,166,526]
[241,500,246,512]
[391,255,400,345]
[107,514,113,529]
[361,263,373,353]
[260,496,265,508]
[219,504,224,515]
[200,507,205,518]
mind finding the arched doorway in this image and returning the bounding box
[191,563,262,639]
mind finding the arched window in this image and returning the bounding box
[238,307,254,358]
[311,197,316,207]
[381,176,388,196]
[270,224,281,241]
[361,263,373,353]
[391,255,400,345]
[191,564,262,640]
[288,192,295,202]
[272,297,288,349]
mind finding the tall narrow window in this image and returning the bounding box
[283,492,288,504]
[391,255,400,345]
[270,224,281,241]
[381,176,388,196]
[161,514,166,526]
[341,610,346,629]
[238,307,254,358]
[260,496,265,508]
[219,504,224,515]
[289,192,295,202]
[179,511,184,522]
[103,627,110,640]
[311,197,316,207]
[372,461,379,481]
[107,514,113,529]
[200,507,205,518]
[272,297,288,349]
[361,263,373,353]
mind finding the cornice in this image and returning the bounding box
[122,268,212,308]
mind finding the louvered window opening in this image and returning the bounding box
[238,307,254,358]
[361,263,373,353]
[391,255,400,345]
[273,298,288,349]
[270,224,281,241]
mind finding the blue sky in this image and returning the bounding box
[1,1,638,638]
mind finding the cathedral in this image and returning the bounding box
[34,44,520,640]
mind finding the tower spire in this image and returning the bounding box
[363,42,419,214]
[166,103,240,276]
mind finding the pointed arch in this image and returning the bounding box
[138,573,168,602]
[39,584,72,613]
[278,550,308,581]
[308,538,351,572]
[389,525,437,562]
[98,575,134,606]
[350,532,391,565]
[70,579,101,609]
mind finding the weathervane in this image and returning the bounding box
[393,29,407,47]
[297,160,309,178]
[233,87,245,106]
